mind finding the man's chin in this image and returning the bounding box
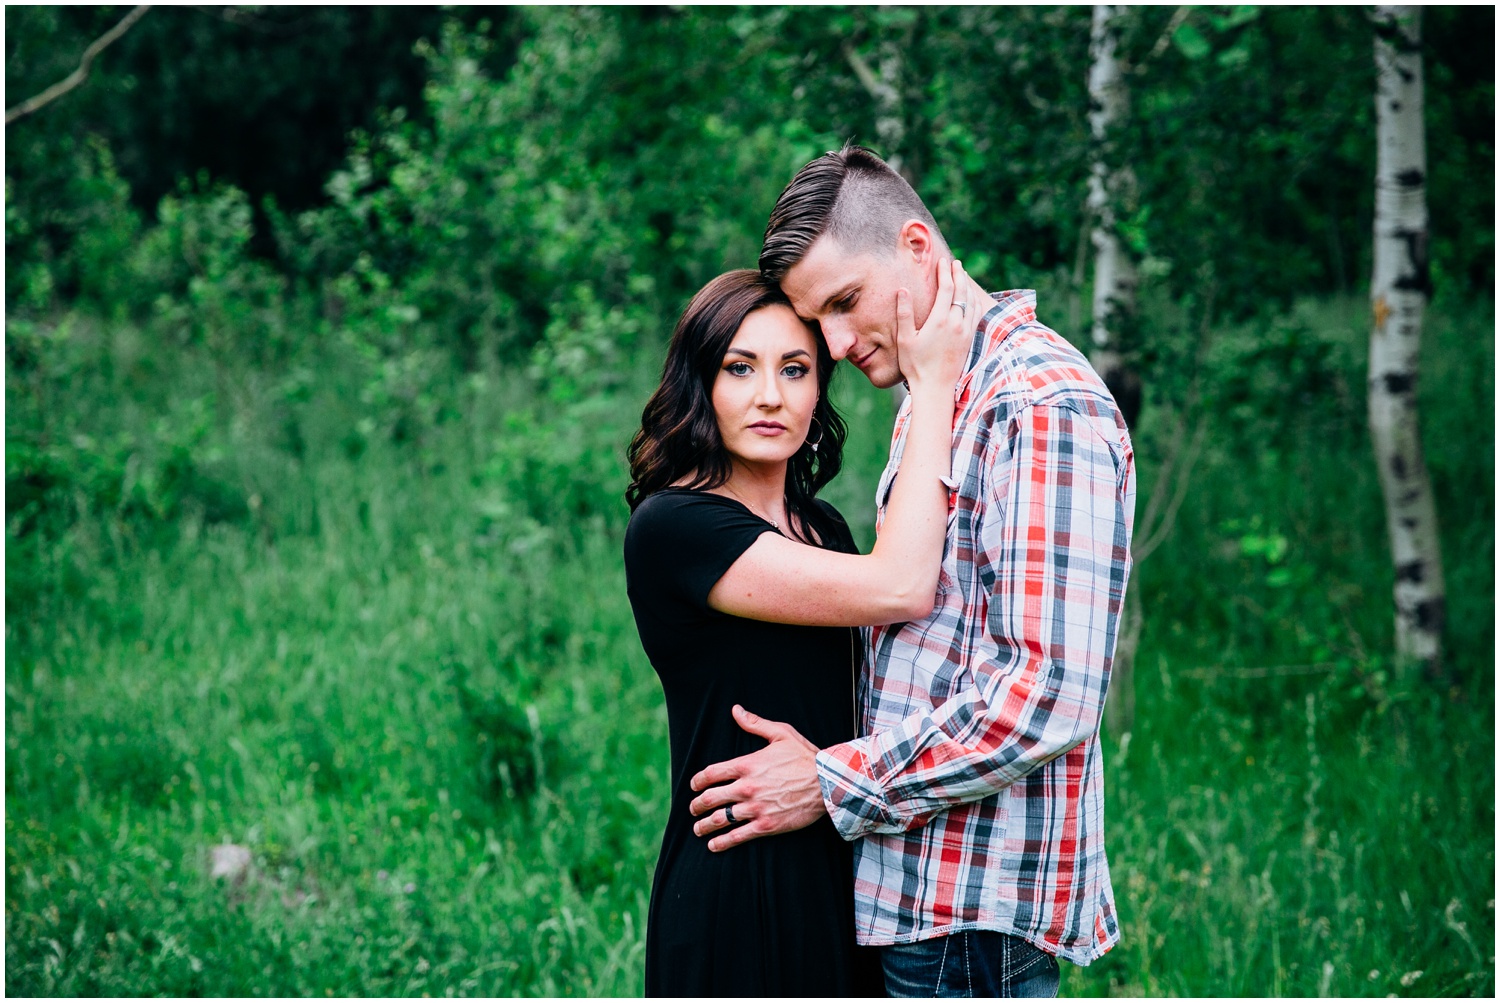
[862,365,905,390]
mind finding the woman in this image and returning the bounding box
[623,262,973,996]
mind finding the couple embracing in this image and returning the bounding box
[623,145,1136,998]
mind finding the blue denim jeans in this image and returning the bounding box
[882,930,1061,998]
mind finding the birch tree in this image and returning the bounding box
[1088,4,1144,735]
[1087,4,1141,429]
[1368,5,1446,684]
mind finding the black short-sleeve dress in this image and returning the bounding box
[624,488,883,997]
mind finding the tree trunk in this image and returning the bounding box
[1087,4,1141,432]
[1369,6,1447,684]
[1089,4,1142,736]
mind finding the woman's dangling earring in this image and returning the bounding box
[806,416,825,454]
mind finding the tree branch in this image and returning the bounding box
[842,41,896,107]
[6,5,152,125]
[1130,5,1191,74]
[1133,417,1207,562]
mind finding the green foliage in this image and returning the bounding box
[4,6,1494,998]
[129,183,289,356]
[5,135,143,313]
[5,286,1493,996]
[271,11,831,369]
[4,7,515,220]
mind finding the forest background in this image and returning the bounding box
[4,5,1494,997]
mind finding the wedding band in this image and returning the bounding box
[955,301,969,315]
[724,804,737,824]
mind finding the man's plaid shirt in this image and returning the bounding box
[813,290,1135,964]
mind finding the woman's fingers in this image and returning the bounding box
[892,287,913,375]
[895,288,914,339]
[930,253,954,317]
[898,256,976,389]
[952,260,977,334]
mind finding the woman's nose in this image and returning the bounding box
[754,374,783,408]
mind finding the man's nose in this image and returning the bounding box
[820,318,857,361]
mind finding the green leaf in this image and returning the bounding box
[1173,22,1212,60]
[1209,6,1262,32]
[1217,44,1251,69]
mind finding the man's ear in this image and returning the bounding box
[897,219,937,266]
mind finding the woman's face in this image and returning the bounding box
[710,305,821,471]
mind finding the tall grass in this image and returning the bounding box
[6,295,1493,995]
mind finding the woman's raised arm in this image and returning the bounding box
[708,259,976,627]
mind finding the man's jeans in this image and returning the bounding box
[882,930,1061,998]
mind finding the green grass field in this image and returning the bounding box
[6,294,1493,996]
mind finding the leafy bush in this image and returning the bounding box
[5,135,143,316]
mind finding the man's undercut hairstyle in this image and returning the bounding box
[759,142,946,281]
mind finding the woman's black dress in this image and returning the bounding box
[624,489,884,997]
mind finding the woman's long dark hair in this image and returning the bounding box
[626,270,847,545]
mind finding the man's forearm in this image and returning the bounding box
[815,648,1109,840]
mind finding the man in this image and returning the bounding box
[687,144,1136,997]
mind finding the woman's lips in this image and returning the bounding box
[748,422,787,435]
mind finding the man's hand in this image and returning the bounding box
[688,705,828,852]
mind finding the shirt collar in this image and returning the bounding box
[957,289,1037,398]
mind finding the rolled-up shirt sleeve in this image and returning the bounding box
[815,401,1132,839]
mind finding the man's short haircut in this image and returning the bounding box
[759,142,946,281]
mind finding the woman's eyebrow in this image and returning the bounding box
[725,347,758,359]
[781,349,812,361]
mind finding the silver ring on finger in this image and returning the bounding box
[723,804,737,825]
[954,301,969,315]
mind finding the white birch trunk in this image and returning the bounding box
[1369,6,1446,682]
[1087,3,1137,411]
[1089,4,1140,736]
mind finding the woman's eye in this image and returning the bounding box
[726,362,752,376]
[782,364,810,379]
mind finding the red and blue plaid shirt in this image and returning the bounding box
[814,290,1134,963]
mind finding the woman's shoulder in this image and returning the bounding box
[626,489,759,549]
[631,487,737,524]
[625,488,781,607]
